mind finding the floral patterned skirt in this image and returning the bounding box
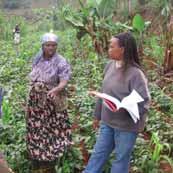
[26,84,72,161]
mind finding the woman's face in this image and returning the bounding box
[43,41,57,58]
[108,37,124,60]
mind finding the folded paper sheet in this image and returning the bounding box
[92,90,144,123]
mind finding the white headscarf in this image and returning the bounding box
[41,33,58,44]
[32,33,58,66]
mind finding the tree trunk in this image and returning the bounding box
[170,0,173,6]
[163,16,173,73]
[128,0,131,16]
[164,47,173,73]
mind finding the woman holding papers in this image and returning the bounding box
[83,32,151,173]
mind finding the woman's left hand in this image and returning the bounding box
[88,90,99,97]
[48,80,67,99]
[47,87,59,100]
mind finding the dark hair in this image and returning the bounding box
[114,32,141,69]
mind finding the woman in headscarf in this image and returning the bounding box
[26,33,72,173]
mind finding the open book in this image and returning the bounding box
[90,90,144,123]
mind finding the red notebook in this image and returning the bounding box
[104,99,117,112]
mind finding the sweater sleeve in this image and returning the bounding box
[94,97,102,120]
[93,61,113,120]
[130,69,151,116]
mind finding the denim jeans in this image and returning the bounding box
[83,123,138,173]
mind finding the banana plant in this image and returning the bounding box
[132,13,151,56]
[162,0,173,73]
[62,0,118,55]
[62,1,150,57]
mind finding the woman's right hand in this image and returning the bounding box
[93,118,100,130]
[88,90,99,97]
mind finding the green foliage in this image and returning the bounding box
[62,0,133,55]
[144,35,164,65]
[0,31,41,172]
[1,0,31,9]
[139,132,172,173]
[32,8,68,32]
[132,14,145,33]
[0,4,173,173]
[2,100,12,124]
[147,0,172,12]
[150,83,173,114]
[0,13,28,40]
[89,0,117,18]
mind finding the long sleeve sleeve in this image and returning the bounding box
[94,97,102,120]
[57,59,72,81]
[130,70,151,116]
[93,61,113,120]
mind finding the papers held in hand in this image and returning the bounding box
[90,90,144,123]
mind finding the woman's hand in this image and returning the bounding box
[47,80,68,99]
[47,87,60,100]
[88,90,99,97]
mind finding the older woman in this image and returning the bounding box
[26,33,72,173]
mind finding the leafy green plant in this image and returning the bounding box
[150,83,173,114]
[132,14,145,32]
[2,99,12,124]
[144,35,164,65]
[0,13,28,40]
[132,13,151,56]
[139,132,171,173]
[0,5,173,173]
[62,0,123,55]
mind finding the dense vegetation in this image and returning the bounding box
[0,0,31,9]
[0,0,173,173]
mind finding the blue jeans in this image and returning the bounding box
[83,123,138,173]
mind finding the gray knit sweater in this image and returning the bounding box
[94,60,151,132]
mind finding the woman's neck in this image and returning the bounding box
[43,53,55,60]
[115,60,124,68]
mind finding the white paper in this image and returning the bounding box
[92,90,144,123]
[119,90,144,123]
